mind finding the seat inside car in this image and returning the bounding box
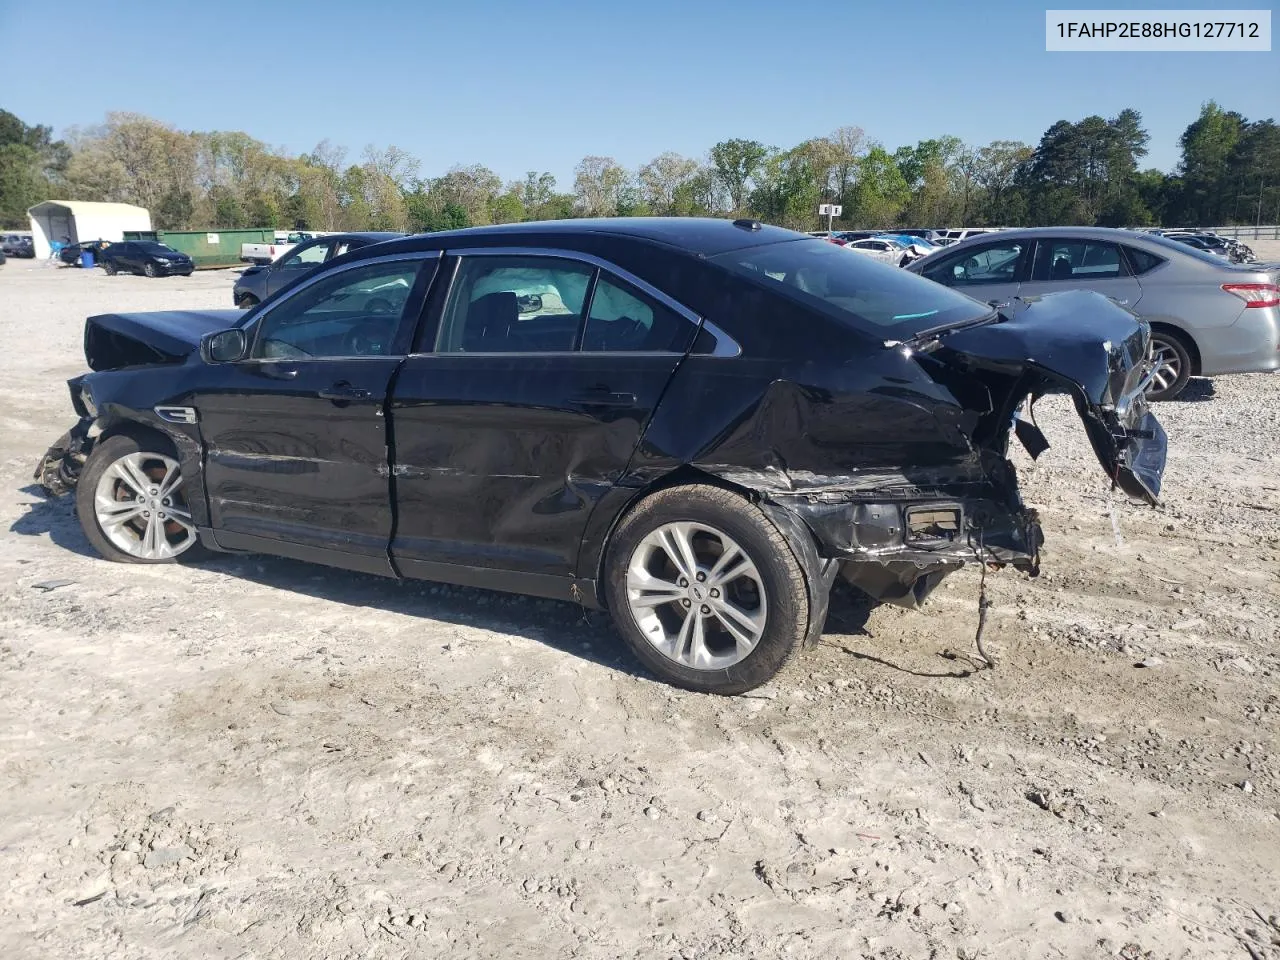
[462,291,519,351]
[1051,257,1074,280]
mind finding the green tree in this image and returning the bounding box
[0,110,69,226]
[748,146,822,229]
[638,151,699,215]
[573,156,628,217]
[709,138,768,213]
[1176,101,1244,223]
[847,146,910,227]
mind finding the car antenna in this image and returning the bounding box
[731,218,762,231]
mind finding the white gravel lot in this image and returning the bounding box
[0,255,1277,960]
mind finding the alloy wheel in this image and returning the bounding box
[625,521,767,671]
[92,452,197,560]
[1147,338,1182,395]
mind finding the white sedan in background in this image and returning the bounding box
[843,238,902,265]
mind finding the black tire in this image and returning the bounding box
[603,484,811,694]
[75,433,209,564]
[143,262,157,278]
[101,261,117,276]
[236,294,259,309]
[1146,330,1193,402]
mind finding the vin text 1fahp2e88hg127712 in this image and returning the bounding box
[35,218,1167,694]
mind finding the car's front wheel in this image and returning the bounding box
[75,434,206,563]
[1146,330,1193,401]
[236,293,259,309]
[101,261,117,276]
[604,484,812,694]
[143,262,157,278]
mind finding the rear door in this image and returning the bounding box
[112,243,137,271]
[387,249,698,592]
[194,251,438,573]
[916,236,1030,306]
[1018,237,1144,309]
[266,238,336,297]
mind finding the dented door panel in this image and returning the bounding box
[387,353,681,578]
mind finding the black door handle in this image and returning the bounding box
[568,387,636,408]
[318,381,373,401]
[260,363,298,380]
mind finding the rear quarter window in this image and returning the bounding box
[1124,246,1168,275]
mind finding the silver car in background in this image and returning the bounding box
[906,227,1280,400]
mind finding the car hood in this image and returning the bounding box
[84,310,241,371]
[927,291,1166,504]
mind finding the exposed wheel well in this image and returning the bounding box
[96,420,180,458]
[1148,322,1201,376]
[591,464,827,594]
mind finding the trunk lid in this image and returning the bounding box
[927,290,1167,504]
[84,309,241,371]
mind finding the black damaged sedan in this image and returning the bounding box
[35,218,1166,694]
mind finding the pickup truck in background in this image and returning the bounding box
[239,232,314,265]
[239,231,346,264]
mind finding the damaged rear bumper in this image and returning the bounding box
[787,488,1041,609]
[34,417,94,497]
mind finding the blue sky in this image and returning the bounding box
[1,0,1275,186]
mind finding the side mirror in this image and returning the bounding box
[201,328,247,363]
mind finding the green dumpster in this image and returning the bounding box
[122,228,274,269]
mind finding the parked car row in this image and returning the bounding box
[34,216,1168,694]
[904,226,1280,400]
[52,239,196,276]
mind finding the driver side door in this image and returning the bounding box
[265,238,335,297]
[194,252,439,574]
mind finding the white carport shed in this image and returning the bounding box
[27,201,152,259]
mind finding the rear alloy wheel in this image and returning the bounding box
[76,434,206,563]
[1145,332,1192,401]
[101,261,117,276]
[604,484,811,694]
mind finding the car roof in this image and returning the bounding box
[943,226,1183,247]
[379,217,802,257]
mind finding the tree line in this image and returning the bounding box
[1,102,1277,233]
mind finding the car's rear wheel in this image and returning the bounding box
[101,261,117,276]
[143,262,157,278]
[1146,331,1193,401]
[236,293,259,309]
[75,434,206,564]
[603,484,811,694]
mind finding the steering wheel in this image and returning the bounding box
[366,297,394,315]
[344,321,391,356]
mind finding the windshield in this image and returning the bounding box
[709,238,989,335]
[136,242,177,254]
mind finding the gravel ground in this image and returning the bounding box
[0,256,1277,960]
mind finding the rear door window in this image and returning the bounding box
[436,256,594,353]
[1031,240,1127,281]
